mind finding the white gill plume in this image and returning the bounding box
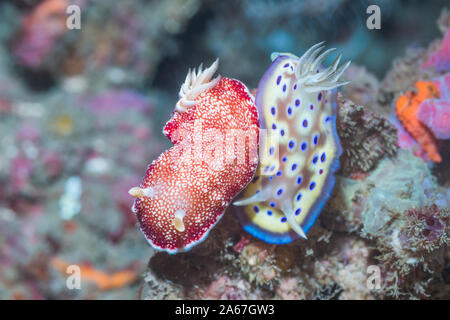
[175,58,221,112]
[294,41,351,92]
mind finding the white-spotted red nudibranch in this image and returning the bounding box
[233,42,350,244]
[129,59,260,254]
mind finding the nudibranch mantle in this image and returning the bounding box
[129,60,260,254]
[234,42,350,244]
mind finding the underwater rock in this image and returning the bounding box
[340,64,380,108]
[237,241,279,288]
[329,150,448,298]
[143,270,183,300]
[192,275,263,300]
[336,93,397,176]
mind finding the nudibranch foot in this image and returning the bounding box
[234,42,349,244]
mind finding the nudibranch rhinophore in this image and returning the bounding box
[129,59,260,254]
[234,42,350,244]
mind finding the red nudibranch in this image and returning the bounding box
[129,59,260,253]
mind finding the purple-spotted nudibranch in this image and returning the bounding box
[234,42,350,243]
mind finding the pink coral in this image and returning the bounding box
[13,0,69,68]
[391,115,431,161]
[422,28,450,72]
[11,153,33,193]
[417,74,450,140]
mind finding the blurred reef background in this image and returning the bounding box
[0,0,449,299]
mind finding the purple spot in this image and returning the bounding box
[295,208,301,216]
[318,92,322,101]
[291,163,297,171]
[296,193,302,201]
[276,76,282,85]
[302,119,308,127]
[276,170,282,176]
[321,153,326,162]
[309,182,316,190]
[269,146,274,155]
[277,188,284,196]
[270,202,276,207]
[288,141,295,149]
[295,99,300,107]
[280,129,285,136]
[313,135,319,145]
[293,84,297,90]
[283,63,289,68]
[301,142,307,150]
[287,106,292,115]
[253,206,259,213]
[310,104,314,110]
[281,217,287,223]
[312,156,318,164]
[282,84,287,92]
[267,210,273,216]
[297,176,302,185]
[271,107,276,115]
[272,123,277,129]
[282,156,287,162]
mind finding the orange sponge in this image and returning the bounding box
[395,81,441,162]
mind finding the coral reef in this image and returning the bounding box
[0,73,160,299]
[422,28,450,72]
[336,93,397,176]
[0,0,449,301]
[141,10,449,299]
[378,21,450,165]
[327,150,449,298]
[10,0,203,87]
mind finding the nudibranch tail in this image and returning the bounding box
[131,59,260,254]
[234,42,349,244]
[175,58,221,112]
